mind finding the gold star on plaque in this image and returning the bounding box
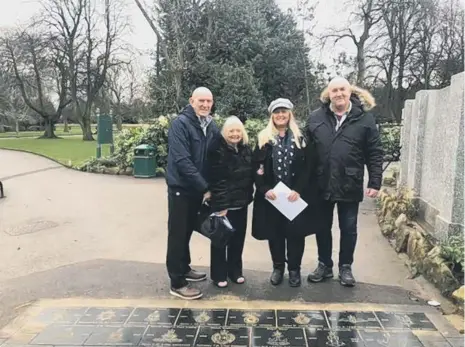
[145,311,160,323]
[292,313,311,325]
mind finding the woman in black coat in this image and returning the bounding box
[206,116,254,288]
[251,98,318,287]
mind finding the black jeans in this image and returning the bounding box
[210,208,248,282]
[268,214,305,272]
[166,188,203,289]
[316,200,360,268]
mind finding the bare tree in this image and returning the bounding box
[42,0,127,140]
[321,0,383,86]
[1,26,71,138]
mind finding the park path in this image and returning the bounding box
[0,149,462,347]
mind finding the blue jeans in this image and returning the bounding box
[316,200,359,268]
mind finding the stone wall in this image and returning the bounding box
[399,72,464,240]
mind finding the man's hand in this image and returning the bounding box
[203,191,211,202]
[288,190,300,202]
[365,188,379,198]
[265,189,276,200]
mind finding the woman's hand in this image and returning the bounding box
[216,210,228,216]
[288,190,300,202]
[265,189,276,200]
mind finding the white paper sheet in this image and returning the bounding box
[265,181,308,221]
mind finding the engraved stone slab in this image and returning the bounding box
[358,330,424,347]
[30,325,94,345]
[251,327,306,347]
[84,326,145,345]
[77,308,134,325]
[277,310,328,329]
[194,327,249,347]
[176,309,227,327]
[140,327,197,347]
[32,307,88,325]
[375,312,437,331]
[325,311,382,330]
[126,308,179,326]
[226,310,275,328]
[306,328,364,347]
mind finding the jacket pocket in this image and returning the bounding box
[342,167,363,193]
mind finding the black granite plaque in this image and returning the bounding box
[77,307,134,325]
[325,311,382,330]
[194,327,249,347]
[374,312,436,331]
[305,328,364,347]
[176,309,227,327]
[140,327,197,347]
[83,326,145,345]
[33,307,88,325]
[277,310,328,329]
[30,325,95,345]
[359,330,424,347]
[226,310,276,328]
[251,327,306,347]
[126,308,180,326]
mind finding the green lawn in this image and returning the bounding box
[0,137,111,166]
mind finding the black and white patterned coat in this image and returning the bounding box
[251,132,321,240]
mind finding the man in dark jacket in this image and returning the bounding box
[166,87,220,300]
[306,77,383,287]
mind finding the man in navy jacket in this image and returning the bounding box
[166,87,220,300]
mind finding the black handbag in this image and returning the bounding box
[198,209,236,248]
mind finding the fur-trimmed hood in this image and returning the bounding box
[319,85,376,111]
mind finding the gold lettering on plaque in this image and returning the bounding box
[211,329,236,345]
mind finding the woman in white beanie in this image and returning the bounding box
[251,98,319,287]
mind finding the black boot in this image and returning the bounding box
[270,265,284,285]
[288,270,301,287]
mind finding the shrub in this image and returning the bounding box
[379,124,401,161]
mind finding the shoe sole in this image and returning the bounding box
[307,274,334,283]
[186,276,207,282]
[289,282,301,287]
[169,290,203,300]
[339,279,355,287]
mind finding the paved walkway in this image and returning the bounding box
[0,149,462,346]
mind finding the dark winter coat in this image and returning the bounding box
[206,137,254,212]
[251,132,320,241]
[166,105,220,195]
[306,86,384,202]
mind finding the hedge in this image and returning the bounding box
[76,116,401,175]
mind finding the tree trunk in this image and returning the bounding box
[15,119,19,137]
[41,118,57,139]
[0,124,4,133]
[63,114,69,132]
[116,115,122,131]
[82,118,94,141]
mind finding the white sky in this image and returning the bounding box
[0,0,354,83]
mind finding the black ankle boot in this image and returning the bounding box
[270,268,284,285]
[289,270,301,287]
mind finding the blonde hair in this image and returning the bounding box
[221,116,249,145]
[257,110,302,149]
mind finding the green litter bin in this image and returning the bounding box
[133,144,157,178]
